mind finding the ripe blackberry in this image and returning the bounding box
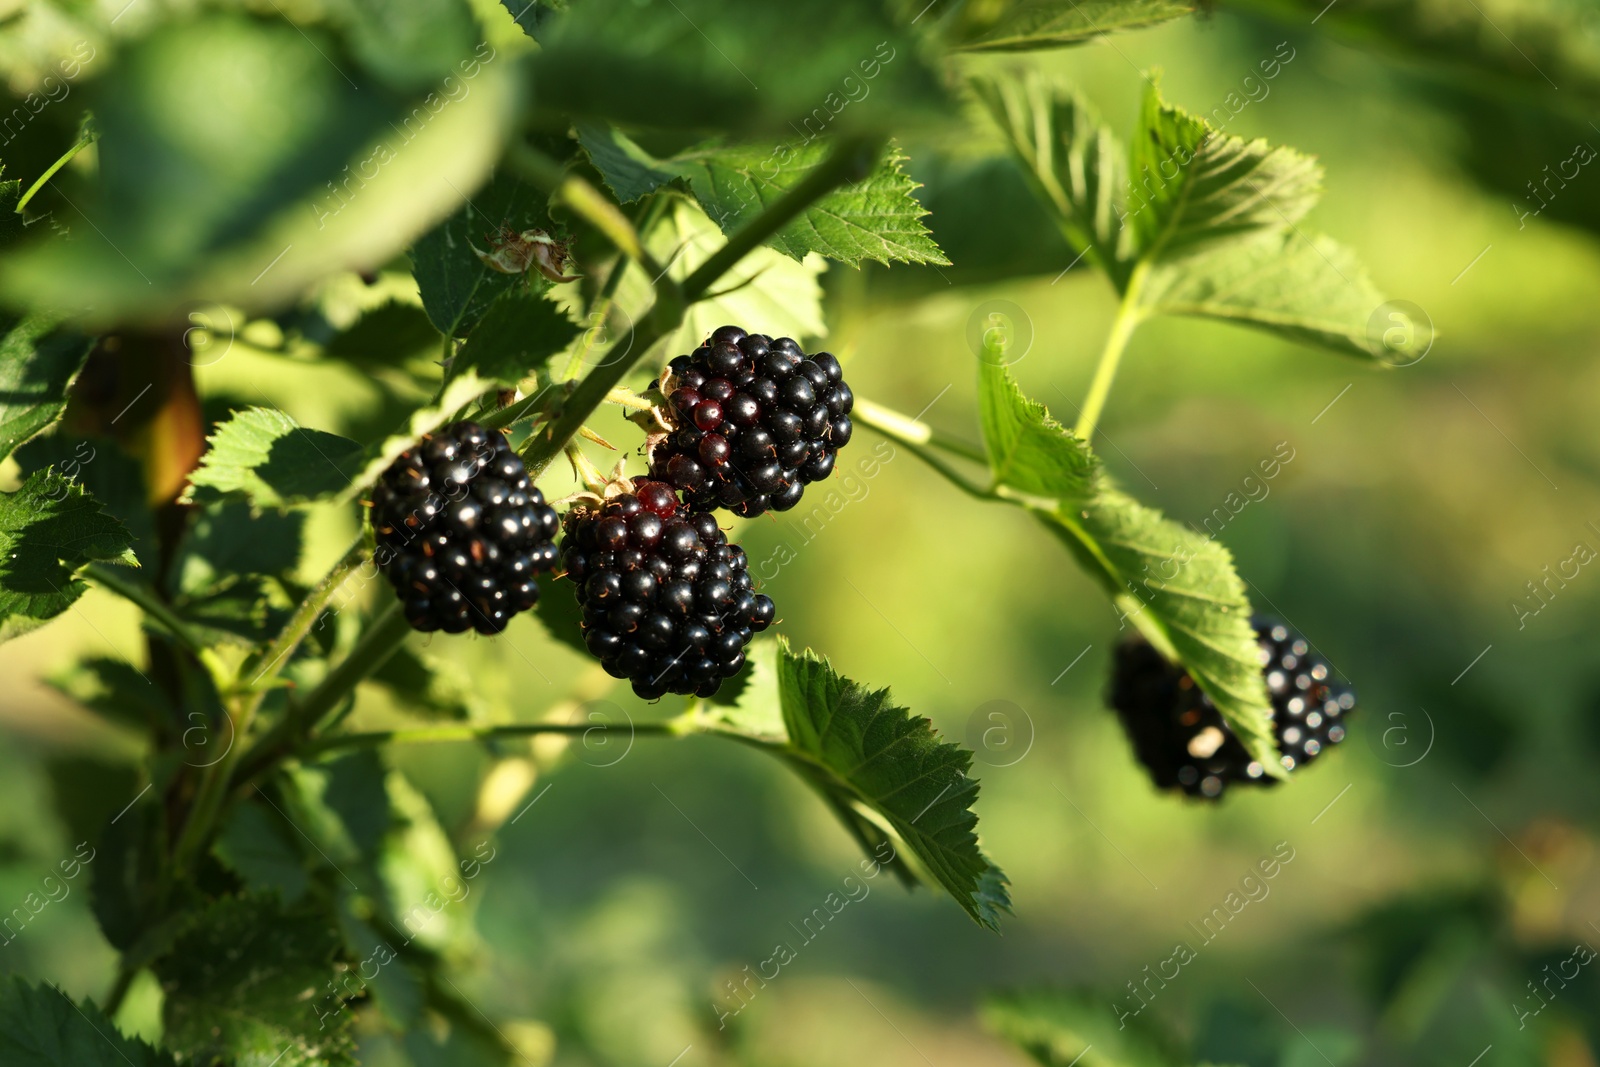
[1107,618,1355,799]
[647,324,853,517]
[560,480,774,699]
[370,421,559,635]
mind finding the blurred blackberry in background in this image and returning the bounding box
[648,324,853,517]
[1108,618,1355,799]
[370,421,559,635]
[561,479,775,699]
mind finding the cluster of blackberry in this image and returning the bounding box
[560,480,775,699]
[647,324,853,517]
[370,421,560,635]
[1108,618,1355,799]
[372,326,849,699]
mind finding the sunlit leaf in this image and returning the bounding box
[977,362,1283,778]
[0,471,137,642]
[185,407,365,508]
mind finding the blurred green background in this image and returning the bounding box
[2,1,1599,1065]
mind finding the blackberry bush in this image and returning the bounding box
[5,5,1442,1057]
[1108,619,1356,799]
[648,324,854,517]
[560,478,775,699]
[370,421,559,635]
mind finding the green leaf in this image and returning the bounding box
[453,289,581,385]
[701,636,783,741]
[48,657,172,734]
[324,301,443,369]
[532,0,950,135]
[1139,231,1390,357]
[860,150,1078,298]
[982,988,1185,1067]
[979,74,1390,357]
[0,14,519,323]
[1127,79,1321,260]
[0,976,179,1067]
[947,0,1197,51]
[774,637,1010,930]
[579,128,947,268]
[412,169,554,338]
[15,434,155,563]
[978,362,1283,779]
[185,407,364,509]
[574,122,680,204]
[0,471,136,642]
[157,894,355,1067]
[213,802,312,905]
[172,501,305,593]
[290,752,476,955]
[979,357,1098,499]
[0,315,95,463]
[678,141,948,267]
[971,76,1128,284]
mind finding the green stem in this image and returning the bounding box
[302,718,688,758]
[852,399,996,501]
[244,538,366,697]
[172,538,369,869]
[16,126,97,214]
[235,603,412,786]
[852,397,989,464]
[1074,261,1150,441]
[85,563,205,657]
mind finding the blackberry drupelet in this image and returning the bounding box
[648,324,853,517]
[370,421,559,635]
[1108,618,1355,799]
[561,479,775,699]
